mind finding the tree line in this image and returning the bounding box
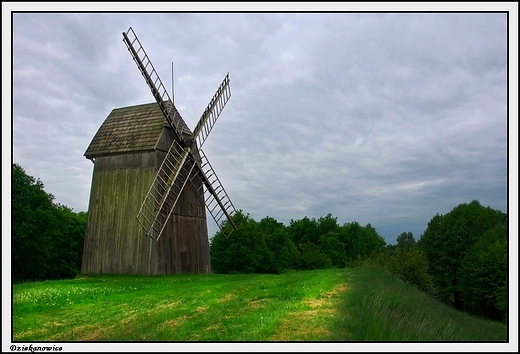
[12,163,86,283]
[210,212,386,273]
[12,163,507,321]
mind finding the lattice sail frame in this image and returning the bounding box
[123,27,238,241]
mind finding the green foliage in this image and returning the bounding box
[366,232,432,293]
[297,242,332,270]
[419,200,507,312]
[211,213,387,274]
[494,282,507,321]
[12,163,87,282]
[316,213,340,236]
[389,247,433,293]
[396,231,416,251]
[318,232,347,267]
[12,163,54,281]
[459,224,507,321]
[210,211,276,274]
[340,221,386,263]
[262,220,300,273]
[287,216,319,246]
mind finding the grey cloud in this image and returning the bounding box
[10,11,509,244]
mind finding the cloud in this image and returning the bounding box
[8,10,511,245]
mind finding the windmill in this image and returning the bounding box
[81,27,238,275]
[122,27,238,243]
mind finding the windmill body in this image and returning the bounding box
[82,103,210,274]
[81,27,238,275]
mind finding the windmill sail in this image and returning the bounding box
[123,27,191,143]
[123,27,239,241]
[192,148,237,236]
[191,73,231,148]
[136,141,195,241]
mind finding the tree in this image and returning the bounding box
[340,221,386,264]
[317,213,340,236]
[210,211,276,274]
[318,231,347,267]
[419,200,507,310]
[396,232,416,251]
[12,163,86,282]
[363,224,387,255]
[258,216,300,273]
[297,242,332,270]
[287,216,319,247]
[367,231,432,292]
[459,223,507,320]
[48,205,87,279]
[12,163,55,282]
[389,247,433,292]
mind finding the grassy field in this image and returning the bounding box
[12,266,508,343]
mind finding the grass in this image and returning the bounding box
[335,266,508,342]
[11,267,508,343]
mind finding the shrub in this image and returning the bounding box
[297,242,332,270]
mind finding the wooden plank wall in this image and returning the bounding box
[155,147,211,274]
[82,143,211,275]
[81,152,158,275]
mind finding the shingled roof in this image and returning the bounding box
[85,102,191,159]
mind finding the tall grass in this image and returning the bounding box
[334,266,507,341]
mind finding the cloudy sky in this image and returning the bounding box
[3,2,518,352]
[6,3,516,247]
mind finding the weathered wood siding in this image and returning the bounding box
[82,131,211,275]
[157,162,210,274]
[81,151,158,274]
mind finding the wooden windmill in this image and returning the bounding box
[81,27,238,275]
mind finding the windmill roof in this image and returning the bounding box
[84,102,191,158]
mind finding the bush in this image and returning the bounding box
[297,242,332,270]
[365,247,432,293]
[389,248,433,293]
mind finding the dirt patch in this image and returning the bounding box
[196,306,208,313]
[217,293,235,303]
[306,299,325,308]
[270,310,332,341]
[324,284,348,298]
[163,315,187,329]
[293,309,334,318]
[269,285,348,341]
[248,298,269,309]
[14,327,48,340]
[205,323,221,332]
[303,285,348,309]
[79,329,102,341]
[73,324,115,341]
[120,314,137,326]
[154,300,182,311]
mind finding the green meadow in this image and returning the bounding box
[12,266,507,342]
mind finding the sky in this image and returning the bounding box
[3,2,518,352]
[6,4,517,247]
